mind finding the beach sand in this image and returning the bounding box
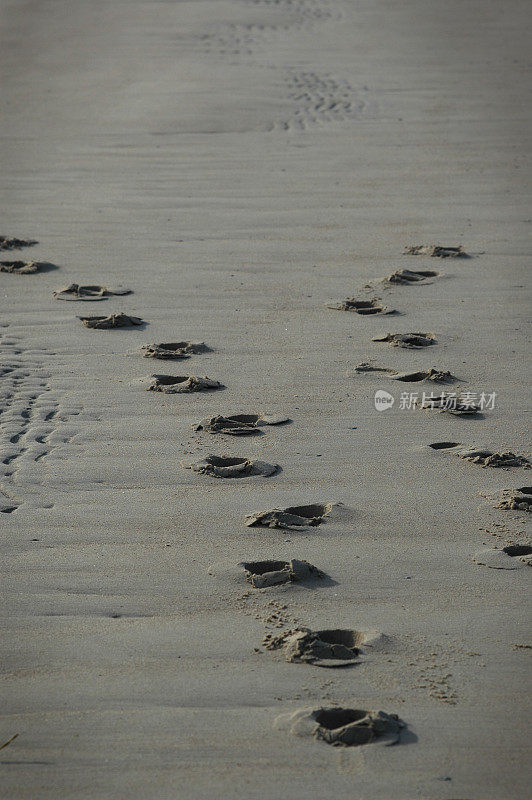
[1,0,531,797]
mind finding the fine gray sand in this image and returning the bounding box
[1,1,531,798]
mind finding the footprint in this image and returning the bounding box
[79,313,144,329]
[352,363,397,375]
[494,487,532,512]
[372,332,436,348]
[404,245,468,258]
[241,558,323,588]
[183,455,278,478]
[462,450,530,468]
[141,342,209,360]
[0,485,19,513]
[281,69,368,130]
[245,503,332,529]
[326,298,395,315]
[207,557,332,589]
[274,707,404,747]
[384,269,439,285]
[394,368,456,383]
[53,284,132,301]
[0,236,37,251]
[473,544,532,569]
[263,627,362,667]
[430,444,530,468]
[147,375,224,393]
[1,261,41,275]
[352,363,458,384]
[422,393,480,415]
[194,413,290,435]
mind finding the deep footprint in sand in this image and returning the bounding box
[384,269,439,285]
[274,707,404,747]
[0,236,37,251]
[241,558,323,588]
[473,544,532,570]
[263,627,367,667]
[53,284,132,301]
[373,332,436,348]
[1,261,42,275]
[147,375,223,393]
[245,503,332,529]
[326,297,396,315]
[183,455,279,478]
[207,557,328,588]
[429,443,530,468]
[353,363,456,383]
[404,245,468,258]
[494,487,532,512]
[79,313,144,329]
[194,413,290,435]
[141,342,210,360]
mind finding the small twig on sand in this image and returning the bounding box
[0,733,19,750]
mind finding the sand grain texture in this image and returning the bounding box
[1,0,531,798]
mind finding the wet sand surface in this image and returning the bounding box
[1,1,531,797]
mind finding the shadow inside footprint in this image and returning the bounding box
[194,413,290,435]
[245,503,332,529]
[241,558,323,588]
[53,284,132,301]
[503,544,532,557]
[79,313,144,329]
[394,371,430,382]
[404,245,468,258]
[275,707,405,747]
[184,455,279,478]
[142,342,210,359]
[326,298,395,315]
[148,375,223,393]
[373,332,436,348]
[428,442,462,450]
[384,269,439,284]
